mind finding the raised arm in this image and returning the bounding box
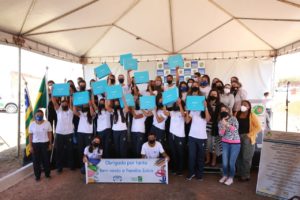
[51,96,60,110]
[175,67,180,86]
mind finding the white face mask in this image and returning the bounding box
[224,88,230,94]
[188,83,193,87]
[241,105,248,112]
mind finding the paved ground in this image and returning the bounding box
[1,169,271,200]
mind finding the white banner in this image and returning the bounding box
[256,131,300,199]
[85,159,168,184]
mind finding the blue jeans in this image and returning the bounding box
[131,132,145,158]
[113,130,128,158]
[188,137,206,178]
[97,129,112,158]
[222,142,241,178]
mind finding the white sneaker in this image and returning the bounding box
[224,178,233,186]
[219,176,228,183]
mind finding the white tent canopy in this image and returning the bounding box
[0,0,300,63]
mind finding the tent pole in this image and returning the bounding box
[17,46,22,158]
[82,64,85,79]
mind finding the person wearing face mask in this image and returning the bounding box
[179,81,188,102]
[141,132,170,161]
[47,80,57,135]
[235,100,261,182]
[211,78,221,89]
[78,79,87,92]
[231,81,247,114]
[73,101,96,170]
[199,75,211,97]
[83,136,102,166]
[107,74,116,86]
[51,97,75,173]
[218,105,240,186]
[106,98,129,158]
[118,74,130,94]
[187,78,195,93]
[29,110,52,181]
[193,72,201,83]
[220,83,235,114]
[165,99,186,176]
[153,76,164,95]
[130,99,150,158]
[91,98,112,158]
[206,89,222,167]
[150,94,169,147]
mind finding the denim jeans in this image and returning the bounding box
[236,134,255,178]
[131,132,145,158]
[169,133,185,174]
[188,136,206,178]
[222,142,241,178]
[97,128,112,158]
[113,130,128,158]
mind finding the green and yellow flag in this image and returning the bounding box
[24,87,33,156]
[33,75,47,114]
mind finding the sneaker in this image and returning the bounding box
[219,176,228,183]
[186,174,195,181]
[224,177,233,186]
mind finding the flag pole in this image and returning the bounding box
[17,46,22,158]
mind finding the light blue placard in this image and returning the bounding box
[120,53,133,66]
[134,71,149,84]
[91,80,107,95]
[94,63,111,79]
[120,93,135,108]
[162,87,179,105]
[168,54,184,69]
[186,96,205,111]
[106,85,123,100]
[140,96,155,110]
[52,83,70,97]
[73,91,90,106]
[124,58,138,70]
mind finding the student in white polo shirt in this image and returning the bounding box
[92,97,112,158]
[185,100,211,181]
[166,98,186,176]
[52,96,74,173]
[141,132,170,161]
[73,101,96,168]
[106,98,129,158]
[130,99,149,158]
[29,109,52,181]
[83,136,103,166]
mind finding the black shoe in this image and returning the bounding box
[45,175,51,179]
[176,173,183,176]
[196,177,203,181]
[57,168,63,173]
[186,174,195,181]
[35,177,41,181]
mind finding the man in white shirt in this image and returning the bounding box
[29,109,52,181]
[52,97,75,173]
[141,133,169,161]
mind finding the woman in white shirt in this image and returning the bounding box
[199,75,211,97]
[166,99,186,176]
[150,94,169,147]
[29,110,52,181]
[83,136,102,166]
[73,102,95,168]
[106,98,129,158]
[92,97,112,158]
[185,92,211,181]
[52,97,74,173]
[220,83,235,114]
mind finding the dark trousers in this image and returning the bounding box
[188,137,206,178]
[32,142,50,178]
[150,125,166,147]
[55,134,74,170]
[131,132,145,158]
[169,133,185,174]
[97,129,112,158]
[77,132,92,167]
[113,130,127,158]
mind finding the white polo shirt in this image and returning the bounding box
[152,109,167,130]
[29,121,52,143]
[189,111,207,139]
[96,110,111,132]
[56,107,74,135]
[112,110,127,131]
[170,111,185,137]
[84,146,103,160]
[200,86,211,97]
[77,111,93,134]
[131,110,146,133]
[141,141,165,158]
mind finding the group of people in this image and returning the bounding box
[29,68,261,186]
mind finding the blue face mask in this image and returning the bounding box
[35,116,43,122]
[180,86,188,92]
[201,81,208,86]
